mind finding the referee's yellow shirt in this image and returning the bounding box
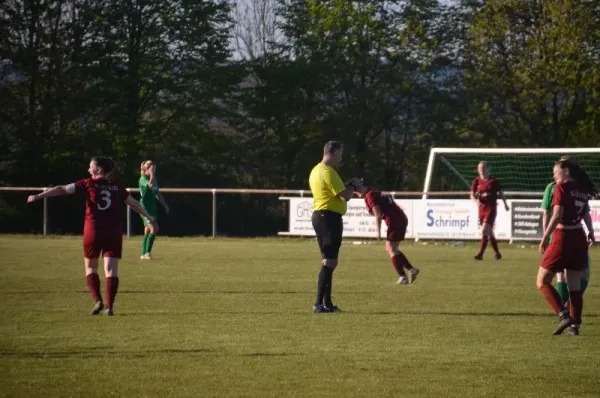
[309,163,347,215]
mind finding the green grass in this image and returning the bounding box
[1,235,599,397]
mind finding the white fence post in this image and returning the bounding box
[126,188,131,238]
[212,189,217,238]
[43,191,48,236]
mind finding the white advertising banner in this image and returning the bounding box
[586,200,600,240]
[282,198,598,241]
[412,199,511,240]
[286,197,414,239]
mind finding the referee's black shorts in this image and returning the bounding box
[311,210,343,260]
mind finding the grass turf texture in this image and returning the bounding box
[1,235,599,397]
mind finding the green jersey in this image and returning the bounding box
[541,181,558,243]
[139,175,159,216]
[541,181,556,214]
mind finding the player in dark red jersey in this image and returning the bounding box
[353,181,419,284]
[470,161,510,260]
[537,158,597,335]
[27,157,157,316]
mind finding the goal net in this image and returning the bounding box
[423,148,600,198]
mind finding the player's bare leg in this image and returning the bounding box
[103,257,120,315]
[474,223,488,260]
[536,267,570,335]
[387,241,418,284]
[84,257,103,315]
[565,269,584,335]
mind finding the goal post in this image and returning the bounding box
[422,147,600,199]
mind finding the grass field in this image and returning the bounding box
[1,235,599,397]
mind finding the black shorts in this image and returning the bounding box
[312,210,343,260]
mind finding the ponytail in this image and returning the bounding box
[92,156,117,183]
[556,159,599,199]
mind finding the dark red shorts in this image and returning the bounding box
[540,229,588,272]
[386,214,408,242]
[83,228,123,259]
[478,206,497,226]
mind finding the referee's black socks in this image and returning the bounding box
[315,266,333,307]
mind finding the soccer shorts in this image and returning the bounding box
[386,213,408,242]
[141,212,157,227]
[540,229,588,272]
[478,206,497,227]
[312,210,343,260]
[83,228,123,259]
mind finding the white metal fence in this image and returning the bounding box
[0,187,476,236]
[0,187,543,237]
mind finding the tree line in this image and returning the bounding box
[1,0,598,235]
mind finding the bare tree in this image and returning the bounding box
[232,0,280,60]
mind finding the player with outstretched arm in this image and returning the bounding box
[353,181,419,284]
[27,157,158,315]
[537,158,597,335]
[470,161,510,260]
[139,160,169,260]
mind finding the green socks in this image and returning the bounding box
[147,234,157,253]
[141,234,149,255]
[556,281,569,304]
[555,277,589,304]
[141,234,157,255]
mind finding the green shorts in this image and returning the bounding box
[141,214,157,227]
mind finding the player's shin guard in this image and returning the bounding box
[86,273,102,303]
[556,281,569,303]
[105,277,119,310]
[539,283,566,315]
[569,290,583,326]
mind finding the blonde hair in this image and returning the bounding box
[140,160,153,176]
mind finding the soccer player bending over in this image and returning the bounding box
[353,181,419,284]
[470,161,509,260]
[27,157,158,316]
[537,158,597,336]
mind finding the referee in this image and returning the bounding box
[309,141,358,313]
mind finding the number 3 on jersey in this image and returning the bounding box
[97,190,112,210]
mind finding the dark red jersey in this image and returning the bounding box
[552,181,590,226]
[364,189,406,227]
[471,176,502,208]
[70,178,130,232]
